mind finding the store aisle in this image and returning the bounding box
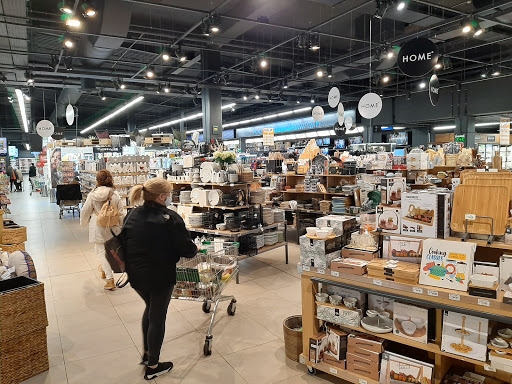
[11,186,344,384]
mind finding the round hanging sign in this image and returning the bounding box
[65,104,74,126]
[344,116,353,130]
[334,122,345,137]
[36,119,55,138]
[337,103,345,125]
[328,87,340,108]
[358,92,382,119]
[397,38,439,77]
[312,106,325,122]
[429,74,440,106]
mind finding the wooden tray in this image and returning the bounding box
[465,176,512,200]
[306,233,336,240]
[451,184,510,236]
[460,169,512,183]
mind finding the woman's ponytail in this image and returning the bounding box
[129,179,171,206]
[129,184,144,206]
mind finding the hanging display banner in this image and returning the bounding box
[345,116,353,130]
[51,127,65,140]
[262,128,275,146]
[328,87,340,108]
[500,118,510,145]
[337,103,345,125]
[397,38,439,77]
[65,104,74,126]
[36,120,55,137]
[312,106,325,122]
[358,92,382,119]
[334,122,345,137]
[429,74,440,106]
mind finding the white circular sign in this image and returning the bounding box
[65,104,74,126]
[337,103,345,125]
[312,106,325,122]
[328,87,340,108]
[36,120,55,138]
[344,116,353,130]
[358,92,382,119]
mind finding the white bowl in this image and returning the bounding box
[470,273,498,288]
[321,227,334,236]
[315,293,329,303]
[306,227,319,236]
[216,223,227,231]
[498,328,512,339]
[316,229,330,239]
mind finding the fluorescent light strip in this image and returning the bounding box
[25,143,30,150]
[475,122,500,127]
[81,96,144,134]
[224,107,313,128]
[393,126,406,130]
[15,89,28,133]
[433,125,456,131]
[185,128,203,134]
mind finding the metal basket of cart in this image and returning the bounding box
[56,183,82,219]
[172,241,239,356]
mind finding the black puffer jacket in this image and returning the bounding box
[123,201,197,291]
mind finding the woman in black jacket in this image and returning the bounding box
[125,178,197,380]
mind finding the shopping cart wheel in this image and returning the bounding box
[202,301,211,313]
[307,367,316,375]
[203,336,212,356]
[227,299,237,316]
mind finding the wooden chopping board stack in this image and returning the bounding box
[367,259,420,284]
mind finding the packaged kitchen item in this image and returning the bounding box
[368,294,395,317]
[330,258,369,275]
[346,352,379,381]
[376,205,401,234]
[401,191,450,239]
[324,324,347,369]
[347,334,385,354]
[441,311,489,362]
[315,215,357,236]
[300,235,342,269]
[382,236,423,265]
[380,176,406,206]
[324,285,367,307]
[300,249,340,270]
[367,259,420,284]
[419,239,476,292]
[379,351,433,384]
[316,304,361,327]
[309,333,327,363]
[499,254,512,291]
[393,302,428,344]
[341,247,379,261]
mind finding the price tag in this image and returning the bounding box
[449,294,460,301]
[221,207,225,210]
[331,271,340,277]
[329,367,338,375]
[359,379,368,384]
[303,265,311,272]
[413,287,423,294]
[465,213,476,221]
[484,364,497,372]
[428,290,439,297]
[478,298,490,307]
[317,269,325,275]
[373,279,383,286]
[230,183,234,187]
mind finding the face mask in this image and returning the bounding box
[165,196,173,207]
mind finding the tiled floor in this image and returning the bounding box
[11,186,346,384]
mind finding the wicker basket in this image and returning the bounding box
[2,225,27,244]
[283,315,303,362]
[1,243,25,253]
[445,154,458,167]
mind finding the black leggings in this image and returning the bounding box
[135,287,174,366]
[9,180,15,192]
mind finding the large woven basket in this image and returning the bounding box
[2,226,27,244]
[1,243,25,253]
[283,315,303,362]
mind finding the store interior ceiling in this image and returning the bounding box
[1,0,512,144]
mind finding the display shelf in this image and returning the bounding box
[186,223,281,237]
[256,242,286,253]
[283,190,354,196]
[173,202,250,211]
[80,170,148,176]
[300,355,379,384]
[169,181,249,187]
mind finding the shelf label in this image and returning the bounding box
[359,380,368,384]
[428,290,439,297]
[331,271,340,277]
[373,279,383,286]
[329,367,338,375]
[303,265,311,272]
[230,183,234,187]
[478,298,490,307]
[484,364,497,372]
[413,287,423,294]
[449,294,460,301]
[214,232,219,235]
[465,213,476,221]
[317,269,325,275]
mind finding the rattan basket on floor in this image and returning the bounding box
[0,242,25,253]
[0,277,49,384]
[283,315,302,362]
[1,226,27,244]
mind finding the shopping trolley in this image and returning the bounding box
[172,241,239,356]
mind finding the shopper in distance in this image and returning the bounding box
[123,178,197,380]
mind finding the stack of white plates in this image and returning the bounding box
[262,208,274,225]
[180,191,192,204]
[250,191,266,204]
[188,213,203,228]
[191,188,203,204]
[254,234,264,249]
[208,189,223,206]
[200,162,221,183]
[264,232,278,246]
[273,209,285,223]
[197,189,210,207]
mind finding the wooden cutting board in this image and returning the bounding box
[460,169,512,183]
[464,176,512,200]
[451,184,510,236]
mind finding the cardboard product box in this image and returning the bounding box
[381,177,406,206]
[350,346,381,364]
[382,235,423,264]
[324,285,367,307]
[347,334,385,354]
[324,325,348,365]
[489,351,512,373]
[317,305,361,327]
[419,239,476,292]
[346,360,380,381]
[330,258,369,275]
[379,351,434,384]
[300,249,341,270]
[299,235,342,256]
[468,283,498,299]
[309,333,327,363]
[504,290,512,304]
[368,294,395,318]
[441,310,489,362]
[341,247,379,261]
[346,352,378,371]
[393,302,428,344]
[499,254,512,291]
[401,191,450,239]
[315,215,357,236]
[376,205,401,234]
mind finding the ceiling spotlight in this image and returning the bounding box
[59,0,74,14]
[481,66,490,78]
[175,47,187,62]
[296,97,301,104]
[156,84,162,94]
[291,68,298,80]
[62,34,74,48]
[243,91,249,101]
[310,95,315,103]
[259,56,268,68]
[81,2,96,17]
[64,56,73,71]
[396,0,409,10]
[326,65,333,78]
[282,78,288,89]
[209,13,221,33]
[99,90,106,101]
[473,21,485,36]
[374,0,389,19]
[66,16,81,28]
[491,64,501,76]
[8,96,13,103]
[25,71,34,84]
[162,46,171,61]
[316,68,324,77]
[267,94,272,102]
[386,46,395,59]
[164,83,171,93]
[201,20,210,36]
[309,33,320,51]
[119,79,126,89]
[255,91,261,100]
[461,18,478,34]
[382,74,390,83]
[419,81,426,89]
[434,59,442,69]
[145,65,155,78]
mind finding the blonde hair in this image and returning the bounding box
[129,178,171,206]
